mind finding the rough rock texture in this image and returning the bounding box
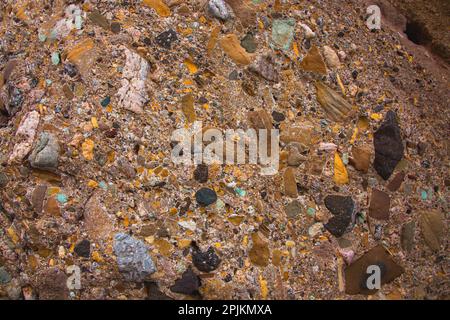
[373,111,404,180]
[113,233,156,282]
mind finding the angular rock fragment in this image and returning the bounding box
[323,195,355,237]
[143,0,171,17]
[29,132,60,171]
[192,245,221,272]
[74,239,91,258]
[315,82,353,122]
[285,199,303,219]
[145,281,173,300]
[224,0,256,27]
[249,232,270,267]
[249,55,279,82]
[193,164,208,183]
[350,146,371,173]
[368,189,390,220]
[208,0,231,21]
[170,267,201,296]
[113,233,156,282]
[241,32,257,53]
[117,47,149,114]
[283,167,298,198]
[345,245,404,295]
[83,192,113,240]
[271,19,295,51]
[323,46,340,69]
[419,210,444,251]
[220,34,252,65]
[37,268,69,300]
[155,29,178,49]
[287,142,307,167]
[9,110,40,163]
[181,93,196,123]
[300,46,327,75]
[88,10,110,30]
[401,221,415,253]
[373,111,404,180]
[387,171,405,192]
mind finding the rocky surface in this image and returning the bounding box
[0,0,448,300]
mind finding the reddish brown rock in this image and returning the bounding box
[283,167,298,198]
[387,171,405,192]
[368,189,390,220]
[350,146,371,173]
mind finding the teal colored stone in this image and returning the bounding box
[271,19,295,51]
[38,33,47,42]
[421,190,428,200]
[46,79,52,86]
[51,52,60,65]
[56,193,68,204]
[342,153,349,165]
[307,207,316,217]
[99,181,107,190]
[235,188,246,197]
[101,96,111,107]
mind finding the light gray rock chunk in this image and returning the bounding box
[29,132,60,170]
[208,0,231,21]
[113,233,156,281]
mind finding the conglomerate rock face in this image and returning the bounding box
[0,0,448,300]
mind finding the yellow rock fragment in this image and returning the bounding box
[300,46,327,75]
[91,117,99,129]
[87,180,98,188]
[92,251,104,263]
[184,58,198,74]
[259,274,269,299]
[66,39,95,64]
[334,153,349,185]
[143,0,171,17]
[81,139,95,161]
[178,239,191,249]
[7,227,19,244]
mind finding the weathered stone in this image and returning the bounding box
[387,171,405,192]
[29,132,60,171]
[37,268,69,300]
[283,167,298,198]
[170,267,201,295]
[241,32,257,53]
[192,245,221,272]
[83,192,113,240]
[373,111,404,180]
[9,111,40,163]
[249,55,279,82]
[315,82,353,122]
[285,200,303,219]
[323,195,355,237]
[113,233,156,282]
[155,29,178,49]
[208,0,231,21]
[369,189,390,220]
[300,46,327,75]
[271,19,295,51]
[323,45,340,69]
[74,239,91,258]
[193,164,208,183]
[350,146,371,173]
[249,232,270,267]
[345,245,404,295]
[401,221,415,252]
[220,34,252,65]
[419,210,444,251]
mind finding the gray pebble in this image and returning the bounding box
[208,0,231,21]
[29,132,60,170]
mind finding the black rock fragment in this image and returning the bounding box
[323,195,355,237]
[373,111,404,180]
[192,244,221,272]
[155,29,178,49]
[170,267,201,296]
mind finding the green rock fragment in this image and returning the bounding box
[51,52,60,65]
[271,19,295,51]
[241,33,257,53]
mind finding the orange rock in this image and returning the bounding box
[44,196,60,216]
[219,34,252,65]
[283,167,298,197]
[300,46,327,75]
[143,0,171,17]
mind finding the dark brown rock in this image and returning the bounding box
[350,146,371,173]
[345,245,404,295]
[373,111,404,180]
[37,268,69,300]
